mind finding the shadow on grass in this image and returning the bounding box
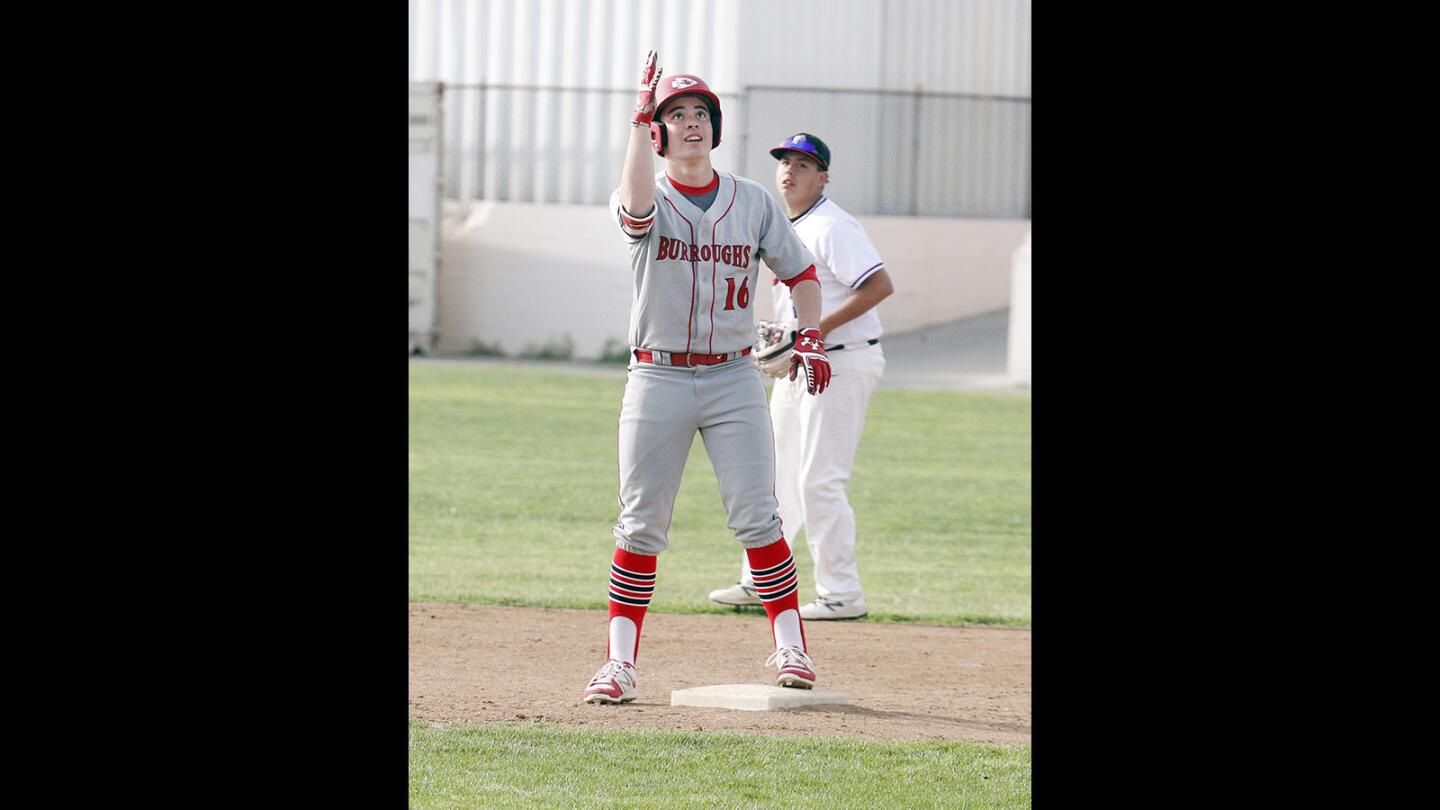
[413,596,1029,628]
[788,703,1031,738]
[701,604,1028,628]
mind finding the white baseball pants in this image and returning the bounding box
[741,343,884,601]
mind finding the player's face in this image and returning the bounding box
[662,98,712,156]
[776,153,826,208]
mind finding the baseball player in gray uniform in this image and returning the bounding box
[582,51,833,705]
[709,132,894,621]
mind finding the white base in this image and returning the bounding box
[670,684,848,711]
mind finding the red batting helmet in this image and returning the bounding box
[649,74,723,156]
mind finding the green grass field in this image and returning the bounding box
[408,359,1032,808]
[410,720,1032,809]
[408,360,1030,626]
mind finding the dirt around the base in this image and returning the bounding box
[409,603,1030,744]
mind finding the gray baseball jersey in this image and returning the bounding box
[610,171,815,354]
[607,170,815,555]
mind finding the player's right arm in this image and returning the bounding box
[618,50,662,236]
[819,268,894,337]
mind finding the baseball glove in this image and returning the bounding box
[753,319,798,378]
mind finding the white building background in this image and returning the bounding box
[408,0,1031,377]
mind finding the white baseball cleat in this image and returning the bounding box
[582,659,638,704]
[799,597,868,621]
[766,645,817,689]
[708,582,762,606]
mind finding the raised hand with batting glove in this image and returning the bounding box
[631,50,663,127]
[789,327,831,395]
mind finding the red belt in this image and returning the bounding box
[634,346,752,367]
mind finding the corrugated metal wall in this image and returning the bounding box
[410,0,738,89]
[732,0,1030,97]
[887,0,1030,96]
[408,0,1030,217]
[410,0,1029,95]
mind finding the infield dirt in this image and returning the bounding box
[409,603,1030,744]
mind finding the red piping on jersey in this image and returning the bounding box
[661,194,698,354]
[781,265,818,288]
[709,175,739,353]
[668,172,719,195]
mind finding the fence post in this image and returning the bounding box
[476,86,485,202]
[738,90,750,180]
[909,87,922,216]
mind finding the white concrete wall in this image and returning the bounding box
[437,200,1030,359]
[759,214,1031,334]
[1007,230,1032,385]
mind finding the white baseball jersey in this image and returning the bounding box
[771,196,885,348]
[611,172,815,355]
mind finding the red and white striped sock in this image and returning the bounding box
[746,537,807,651]
[606,547,657,665]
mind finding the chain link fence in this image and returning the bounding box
[440,84,1029,218]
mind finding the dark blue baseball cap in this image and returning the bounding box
[769,132,830,171]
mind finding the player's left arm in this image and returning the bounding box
[787,276,823,332]
[784,276,830,395]
[818,268,894,338]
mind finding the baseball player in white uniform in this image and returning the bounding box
[709,132,894,621]
[583,52,833,705]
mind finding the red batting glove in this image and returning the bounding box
[789,327,831,395]
[632,50,663,127]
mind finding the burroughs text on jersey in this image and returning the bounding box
[656,237,753,269]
